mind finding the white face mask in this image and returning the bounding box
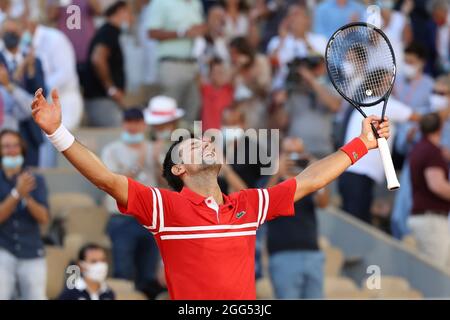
[403,63,419,79]
[342,61,355,78]
[83,262,108,283]
[430,94,449,111]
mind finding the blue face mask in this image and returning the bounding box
[121,132,145,145]
[2,155,24,169]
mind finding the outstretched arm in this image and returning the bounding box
[293,116,391,202]
[31,89,129,207]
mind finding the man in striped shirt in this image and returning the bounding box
[30,88,391,300]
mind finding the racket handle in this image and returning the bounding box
[377,138,400,190]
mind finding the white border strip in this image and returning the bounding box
[155,188,165,231]
[162,223,258,232]
[161,231,256,240]
[143,188,158,231]
[256,189,263,226]
[260,189,269,225]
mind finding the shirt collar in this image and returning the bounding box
[2,49,21,65]
[74,277,109,294]
[180,187,231,206]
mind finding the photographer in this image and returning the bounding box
[265,137,329,299]
[283,56,342,159]
[267,5,341,158]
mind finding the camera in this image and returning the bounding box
[289,153,310,169]
[285,56,323,91]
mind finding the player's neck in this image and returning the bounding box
[185,173,224,205]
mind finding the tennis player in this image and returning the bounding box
[31,89,390,300]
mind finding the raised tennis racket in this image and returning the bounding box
[325,22,400,190]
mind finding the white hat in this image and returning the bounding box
[144,96,185,125]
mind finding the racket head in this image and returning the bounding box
[325,22,396,107]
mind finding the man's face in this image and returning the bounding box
[118,5,134,27]
[208,7,226,36]
[172,138,222,179]
[80,249,107,274]
[211,63,229,87]
[123,119,146,135]
[2,20,21,36]
[404,52,424,72]
[290,10,310,34]
[1,133,22,158]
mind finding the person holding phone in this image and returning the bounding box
[0,129,49,300]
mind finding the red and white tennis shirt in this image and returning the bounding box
[117,177,297,300]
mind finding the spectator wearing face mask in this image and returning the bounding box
[84,1,133,127]
[0,129,49,300]
[201,57,234,132]
[59,244,115,300]
[0,18,46,167]
[393,43,434,166]
[102,108,161,297]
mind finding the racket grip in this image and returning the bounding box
[377,138,400,190]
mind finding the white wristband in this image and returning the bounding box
[46,124,75,152]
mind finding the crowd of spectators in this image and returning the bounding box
[1,0,450,299]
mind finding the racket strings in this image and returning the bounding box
[327,25,395,105]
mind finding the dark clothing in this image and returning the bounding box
[410,138,450,214]
[58,280,115,300]
[106,215,160,296]
[0,170,49,259]
[406,0,438,76]
[84,23,125,98]
[0,52,46,95]
[0,51,46,167]
[338,171,375,224]
[267,194,319,255]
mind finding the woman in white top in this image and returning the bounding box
[221,0,250,41]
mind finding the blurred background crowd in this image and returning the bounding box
[1,0,450,300]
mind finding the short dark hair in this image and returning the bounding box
[420,112,442,136]
[405,42,429,62]
[209,56,224,72]
[162,134,196,192]
[104,0,128,17]
[123,107,144,122]
[78,243,105,262]
[218,0,249,12]
[229,37,255,67]
[0,129,27,162]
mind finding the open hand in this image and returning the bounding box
[31,88,62,135]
